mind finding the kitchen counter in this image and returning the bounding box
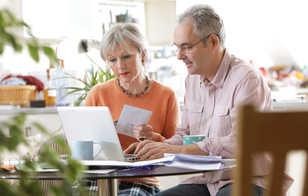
[272,100,308,111]
[271,88,308,110]
[0,107,58,115]
[0,107,63,149]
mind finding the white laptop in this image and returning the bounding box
[57,106,138,162]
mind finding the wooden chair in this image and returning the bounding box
[233,104,308,196]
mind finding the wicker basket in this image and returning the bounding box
[0,85,36,105]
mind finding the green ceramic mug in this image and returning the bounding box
[183,135,206,145]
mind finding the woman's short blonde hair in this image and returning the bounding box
[100,23,149,66]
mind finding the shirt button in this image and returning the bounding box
[210,92,214,96]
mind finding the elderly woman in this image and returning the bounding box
[84,23,180,195]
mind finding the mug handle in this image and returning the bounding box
[93,142,103,159]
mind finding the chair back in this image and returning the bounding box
[36,133,70,196]
[233,104,308,196]
[37,133,69,155]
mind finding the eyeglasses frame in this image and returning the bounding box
[173,34,212,54]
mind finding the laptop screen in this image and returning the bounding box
[57,106,125,161]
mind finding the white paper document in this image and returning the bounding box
[80,156,175,168]
[164,154,223,170]
[164,153,222,163]
[84,169,116,174]
[116,105,153,138]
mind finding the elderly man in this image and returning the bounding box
[125,4,293,196]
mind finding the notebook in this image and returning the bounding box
[57,106,139,162]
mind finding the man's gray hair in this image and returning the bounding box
[177,4,226,48]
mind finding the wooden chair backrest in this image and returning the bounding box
[233,104,308,196]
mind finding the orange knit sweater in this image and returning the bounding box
[84,78,180,187]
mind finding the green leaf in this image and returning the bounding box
[27,44,39,62]
[0,43,4,54]
[32,122,49,135]
[42,46,54,56]
[5,33,21,51]
[13,113,27,125]
[24,160,37,171]
[42,46,59,65]
[0,180,18,195]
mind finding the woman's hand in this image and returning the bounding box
[132,125,154,141]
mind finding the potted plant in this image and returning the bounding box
[61,54,115,106]
[0,8,88,196]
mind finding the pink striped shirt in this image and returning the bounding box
[165,50,293,195]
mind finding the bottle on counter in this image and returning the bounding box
[43,68,56,107]
[52,59,67,106]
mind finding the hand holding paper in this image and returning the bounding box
[132,125,154,140]
[116,105,153,139]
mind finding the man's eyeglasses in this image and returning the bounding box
[172,34,211,54]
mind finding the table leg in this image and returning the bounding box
[97,179,118,196]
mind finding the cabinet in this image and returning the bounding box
[98,0,146,37]
[144,1,176,46]
[99,0,176,46]
[98,0,176,46]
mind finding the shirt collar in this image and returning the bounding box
[199,49,231,88]
[199,76,209,87]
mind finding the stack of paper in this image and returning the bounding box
[80,156,175,169]
[80,154,224,171]
[164,154,223,170]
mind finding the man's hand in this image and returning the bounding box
[124,140,209,160]
[124,140,154,155]
[133,141,182,160]
[123,141,140,154]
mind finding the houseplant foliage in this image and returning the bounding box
[0,8,88,196]
[0,8,58,64]
[62,54,115,106]
[0,114,88,196]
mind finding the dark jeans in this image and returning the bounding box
[154,183,264,196]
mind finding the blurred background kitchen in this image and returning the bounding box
[1,1,308,195]
[1,0,308,108]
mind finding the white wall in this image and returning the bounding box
[176,0,308,69]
